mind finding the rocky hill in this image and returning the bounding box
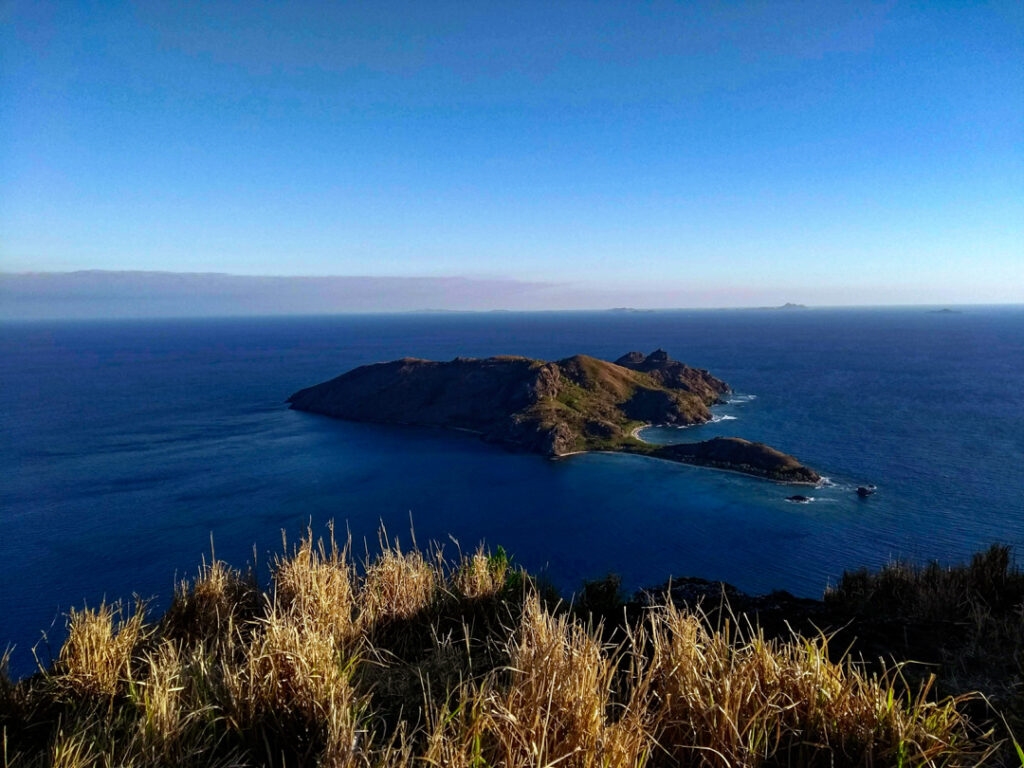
[288,350,819,483]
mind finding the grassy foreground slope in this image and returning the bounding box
[4,528,1021,767]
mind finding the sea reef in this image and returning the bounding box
[289,350,820,483]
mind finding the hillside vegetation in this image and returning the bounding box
[3,527,1020,767]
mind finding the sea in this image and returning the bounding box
[2,308,1023,679]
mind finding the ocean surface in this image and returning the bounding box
[3,308,1023,679]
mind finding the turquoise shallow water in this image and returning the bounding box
[2,308,1023,678]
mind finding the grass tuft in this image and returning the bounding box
[451,545,509,602]
[359,535,437,627]
[161,556,260,649]
[273,524,357,647]
[54,599,148,698]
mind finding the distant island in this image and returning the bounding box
[288,350,820,483]
[743,302,809,311]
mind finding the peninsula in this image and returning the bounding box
[288,350,820,483]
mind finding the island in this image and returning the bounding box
[288,349,821,484]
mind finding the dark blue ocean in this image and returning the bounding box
[3,308,1023,679]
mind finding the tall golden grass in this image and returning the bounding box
[0,527,1008,767]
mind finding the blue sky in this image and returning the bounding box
[2,1,1022,309]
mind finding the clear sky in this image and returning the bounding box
[2,1,1022,309]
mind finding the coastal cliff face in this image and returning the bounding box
[288,350,819,483]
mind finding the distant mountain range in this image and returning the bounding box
[0,271,550,319]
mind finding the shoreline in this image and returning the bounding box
[623,422,820,485]
[629,423,650,441]
[555,424,821,485]
[568,446,822,486]
[630,449,822,486]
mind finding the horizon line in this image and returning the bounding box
[2,270,1020,319]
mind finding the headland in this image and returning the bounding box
[288,349,820,484]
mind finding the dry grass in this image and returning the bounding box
[224,605,363,765]
[54,600,148,698]
[644,603,982,767]
[273,524,357,647]
[451,545,509,601]
[827,545,1024,622]
[161,554,261,648]
[826,543,1024,733]
[359,541,437,628]
[0,526,1010,767]
[483,595,653,767]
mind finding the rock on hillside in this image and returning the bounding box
[615,349,729,404]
